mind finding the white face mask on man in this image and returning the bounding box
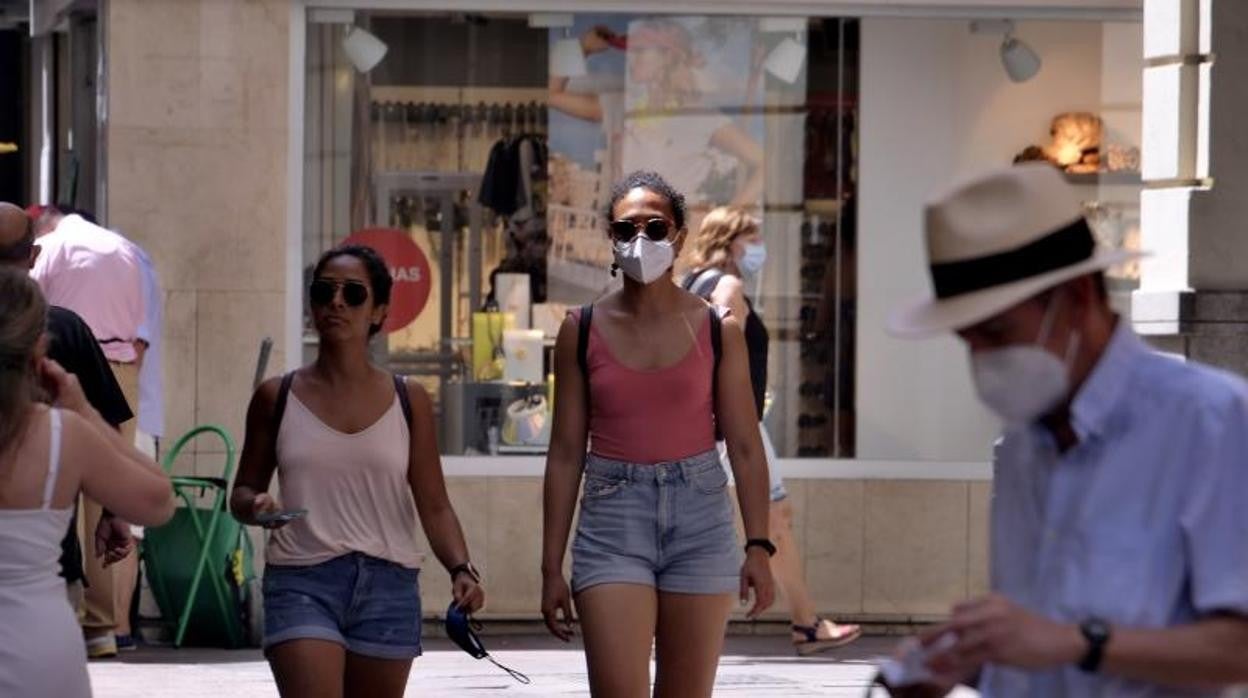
[970,291,1081,425]
[613,235,675,285]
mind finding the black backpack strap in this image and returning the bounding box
[393,374,413,428]
[577,304,594,407]
[685,268,724,301]
[709,306,723,403]
[272,371,295,434]
[709,306,725,440]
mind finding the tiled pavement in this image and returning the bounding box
[88,635,982,697]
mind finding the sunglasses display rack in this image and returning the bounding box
[793,209,855,459]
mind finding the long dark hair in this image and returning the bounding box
[0,268,48,455]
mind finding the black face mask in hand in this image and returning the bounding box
[444,602,531,685]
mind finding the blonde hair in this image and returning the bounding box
[0,267,47,454]
[684,206,759,272]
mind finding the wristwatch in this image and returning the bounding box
[449,561,482,584]
[744,538,777,557]
[1078,617,1111,673]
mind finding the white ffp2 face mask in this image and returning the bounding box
[613,236,675,284]
[969,293,1080,425]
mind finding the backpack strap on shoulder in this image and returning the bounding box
[684,268,724,301]
[272,371,295,434]
[393,374,413,428]
[709,306,723,403]
[577,304,594,407]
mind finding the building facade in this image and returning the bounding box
[12,0,1232,626]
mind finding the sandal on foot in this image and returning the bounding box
[792,619,862,656]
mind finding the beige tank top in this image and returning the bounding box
[267,391,423,569]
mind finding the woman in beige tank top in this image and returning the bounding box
[231,246,485,698]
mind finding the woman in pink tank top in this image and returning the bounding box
[541,171,776,697]
[230,246,485,698]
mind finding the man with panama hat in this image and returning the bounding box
[884,163,1248,696]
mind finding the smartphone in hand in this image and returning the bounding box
[256,509,308,525]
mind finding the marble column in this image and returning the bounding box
[1134,0,1248,376]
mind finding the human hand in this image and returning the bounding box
[95,514,136,567]
[541,572,576,642]
[926,593,1083,675]
[39,358,89,414]
[250,492,287,529]
[452,574,486,614]
[132,340,148,369]
[739,547,776,619]
[873,633,966,697]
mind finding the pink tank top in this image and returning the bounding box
[582,308,717,464]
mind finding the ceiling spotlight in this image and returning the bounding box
[970,19,1041,83]
[343,27,388,73]
[1000,35,1041,83]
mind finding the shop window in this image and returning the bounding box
[302,11,859,459]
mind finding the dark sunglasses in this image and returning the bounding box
[309,279,369,307]
[609,217,673,243]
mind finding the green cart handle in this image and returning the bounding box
[160,425,238,482]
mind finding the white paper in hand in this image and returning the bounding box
[875,632,958,687]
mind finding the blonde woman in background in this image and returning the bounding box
[683,206,862,655]
[0,267,175,697]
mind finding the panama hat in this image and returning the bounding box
[887,163,1143,338]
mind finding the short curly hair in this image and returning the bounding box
[604,170,687,231]
[312,244,392,337]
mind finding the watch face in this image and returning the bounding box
[1084,618,1110,641]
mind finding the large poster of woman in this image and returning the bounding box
[547,15,768,304]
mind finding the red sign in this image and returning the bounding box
[341,228,432,334]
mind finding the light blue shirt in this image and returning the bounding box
[134,245,163,437]
[982,323,1248,697]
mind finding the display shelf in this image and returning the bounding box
[1062,171,1142,186]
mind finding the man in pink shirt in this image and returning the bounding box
[29,205,145,658]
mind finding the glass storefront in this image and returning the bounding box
[299,8,1141,463]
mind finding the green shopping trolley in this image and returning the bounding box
[142,425,263,648]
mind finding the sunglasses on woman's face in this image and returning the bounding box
[309,278,370,307]
[609,217,673,243]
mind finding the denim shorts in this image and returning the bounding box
[262,552,422,659]
[571,449,743,595]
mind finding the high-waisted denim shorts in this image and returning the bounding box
[262,552,422,659]
[571,449,743,596]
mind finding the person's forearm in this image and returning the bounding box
[727,445,769,540]
[419,504,472,570]
[731,167,765,210]
[229,486,261,523]
[1101,616,1248,687]
[78,403,151,471]
[542,456,582,575]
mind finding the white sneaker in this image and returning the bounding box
[86,633,118,659]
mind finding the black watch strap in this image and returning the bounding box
[1078,618,1111,673]
[449,562,481,584]
[745,538,777,557]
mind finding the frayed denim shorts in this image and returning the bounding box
[571,449,742,596]
[262,552,422,660]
